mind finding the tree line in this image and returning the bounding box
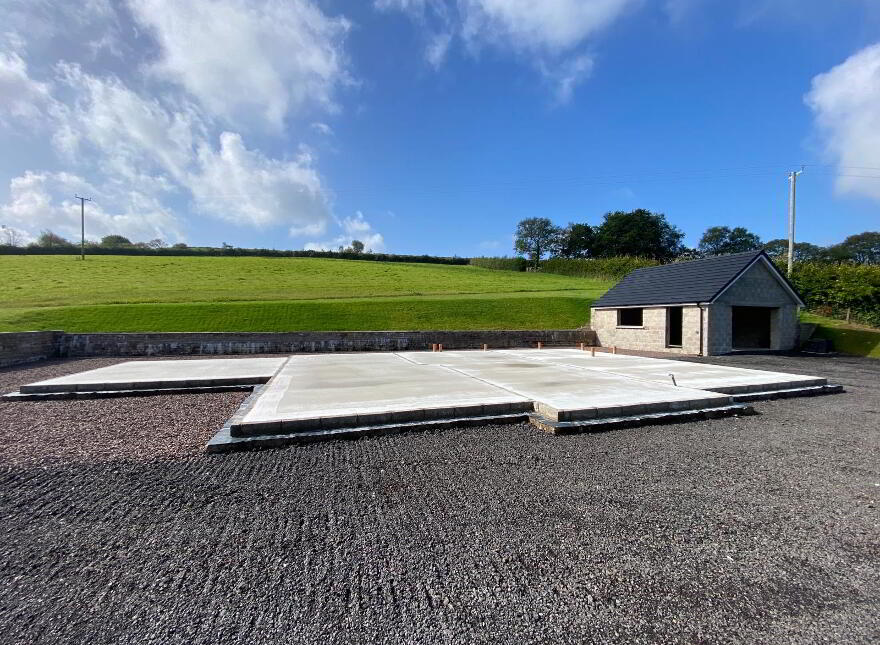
[512,210,879,268]
[4,230,372,255]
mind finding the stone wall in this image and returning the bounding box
[590,306,703,355]
[59,329,597,358]
[0,331,64,368]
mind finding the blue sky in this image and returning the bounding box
[1,1,879,256]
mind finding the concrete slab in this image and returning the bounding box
[231,353,532,436]
[397,350,731,421]
[19,357,287,394]
[492,349,828,394]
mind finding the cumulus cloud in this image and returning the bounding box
[191,133,331,235]
[0,171,183,243]
[128,0,351,130]
[52,62,201,184]
[806,43,880,201]
[375,0,636,101]
[0,0,346,244]
[305,211,386,252]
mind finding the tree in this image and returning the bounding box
[32,230,73,248]
[764,239,831,263]
[350,240,365,254]
[1,225,23,247]
[171,242,188,249]
[838,231,880,264]
[698,226,762,256]
[146,238,167,249]
[674,247,704,262]
[514,217,561,269]
[556,223,595,258]
[100,235,132,247]
[592,209,684,262]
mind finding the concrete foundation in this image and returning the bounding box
[17,357,287,394]
[6,349,839,450]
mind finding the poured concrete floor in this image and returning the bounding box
[228,349,826,437]
[12,350,830,446]
[18,357,287,393]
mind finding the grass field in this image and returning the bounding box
[0,255,608,331]
[801,312,880,359]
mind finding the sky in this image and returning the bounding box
[1,0,879,256]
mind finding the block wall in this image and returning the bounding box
[60,329,597,358]
[0,331,64,368]
[590,306,703,355]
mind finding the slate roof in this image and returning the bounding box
[593,250,802,308]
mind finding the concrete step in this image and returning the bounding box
[730,383,844,402]
[207,412,531,453]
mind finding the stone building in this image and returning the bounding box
[590,250,805,356]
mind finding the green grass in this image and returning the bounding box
[800,312,880,359]
[1,255,599,307]
[0,255,608,331]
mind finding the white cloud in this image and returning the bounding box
[53,62,201,184]
[191,132,331,235]
[375,0,636,102]
[426,30,454,68]
[128,0,351,130]
[310,121,334,135]
[2,0,352,245]
[459,0,636,53]
[539,54,595,104]
[305,211,386,252]
[0,50,53,126]
[0,171,183,243]
[805,43,880,201]
[0,52,336,241]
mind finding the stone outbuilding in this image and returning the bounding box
[590,250,805,356]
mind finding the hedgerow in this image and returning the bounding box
[540,257,659,281]
[469,257,528,271]
[786,261,880,327]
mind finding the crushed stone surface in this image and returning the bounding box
[0,352,877,644]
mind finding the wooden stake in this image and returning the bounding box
[579,342,584,351]
[438,343,443,352]
[612,345,617,355]
[537,341,543,349]
[482,344,488,351]
[590,346,595,357]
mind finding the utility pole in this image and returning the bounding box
[786,167,804,277]
[75,195,91,260]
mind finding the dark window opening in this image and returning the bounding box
[618,308,643,327]
[731,306,772,349]
[667,306,683,347]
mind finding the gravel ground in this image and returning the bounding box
[0,352,877,644]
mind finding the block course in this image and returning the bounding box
[0,329,597,366]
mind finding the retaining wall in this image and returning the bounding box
[0,331,64,368]
[1,329,597,364]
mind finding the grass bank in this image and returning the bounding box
[801,313,880,359]
[1,256,607,331]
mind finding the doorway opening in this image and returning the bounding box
[731,306,773,349]
[667,306,683,347]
